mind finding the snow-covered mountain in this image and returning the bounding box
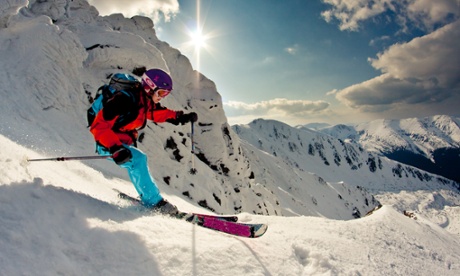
[1,1,460,274]
[318,115,460,183]
[233,119,459,224]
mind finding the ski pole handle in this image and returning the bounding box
[190,121,197,174]
[27,155,112,162]
[191,121,195,154]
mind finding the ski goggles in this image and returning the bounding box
[153,89,170,98]
[144,86,171,98]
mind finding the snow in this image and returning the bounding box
[1,1,460,275]
[320,115,460,158]
[1,134,459,275]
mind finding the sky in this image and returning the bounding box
[88,0,460,126]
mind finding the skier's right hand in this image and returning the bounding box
[176,111,198,125]
[110,145,132,165]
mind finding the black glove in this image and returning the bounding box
[110,145,132,165]
[176,111,198,125]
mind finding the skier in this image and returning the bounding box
[89,68,197,215]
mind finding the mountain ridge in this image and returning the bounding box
[315,115,460,182]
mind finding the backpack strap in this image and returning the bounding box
[138,89,149,131]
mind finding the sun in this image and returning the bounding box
[185,26,212,71]
[190,28,208,50]
[181,0,221,71]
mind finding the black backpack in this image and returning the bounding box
[87,73,142,127]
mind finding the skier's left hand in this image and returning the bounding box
[110,145,132,165]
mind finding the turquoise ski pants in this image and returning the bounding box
[97,144,163,207]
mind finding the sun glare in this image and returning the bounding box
[182,0,221,72]
[189,28,208,50]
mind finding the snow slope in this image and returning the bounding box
[2,134,460,275]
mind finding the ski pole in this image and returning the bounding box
[190,121,197,174]
[27,155,112,162]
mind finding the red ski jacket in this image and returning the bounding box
[90,90,178,149]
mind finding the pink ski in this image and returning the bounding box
[190,214,268,238]
[116,190,268,238]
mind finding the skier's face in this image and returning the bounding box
[151,91,161,103]
[149,89,170,103]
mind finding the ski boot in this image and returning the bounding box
[152,198,179,216]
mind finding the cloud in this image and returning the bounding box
[336,74,447,111]
[322,1,460,117]
[224,98,331,126]
[321,0,393,31]
[405,0,460,31]
[87,0,179,23]
[370,20,460,87]
[336,20,460,112]
[369,35,390,47]
[285,44,299,55]
[326,89,338,96]
[261,56,276,65]
[321,0,459,32]
[224,98,330,117]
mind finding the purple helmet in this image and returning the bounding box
[141,69,173,92]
